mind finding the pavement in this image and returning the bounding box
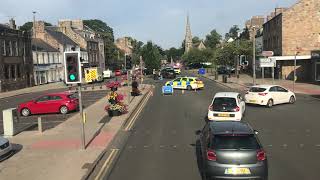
[196,70,320,96]
[106,72,320,180]
[0,84,153,180]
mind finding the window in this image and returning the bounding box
[36,96,50,102]
[212,135,260,150]
[182,78,188,82]
[277,86,288,92]
[249,87,266,92]
[212,97,237,112]
[1,40,5,56]
[50,96,62,100]
[11,65,16,79]
[9,41,12,56]
[5,40,10,56]
[17,64,21,78]
[173,78,181,82]
[269,86,277,92]
[4,64,9,79]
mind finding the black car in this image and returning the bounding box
[197,121,268,180]
[161,68,176,79]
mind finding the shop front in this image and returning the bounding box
[311,51,320,82]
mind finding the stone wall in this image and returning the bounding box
[282,0,320,56]
[58,20,87,49]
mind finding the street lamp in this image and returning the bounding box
[32,11,40,85]
[293,48,301,93]
[251,26,257,85]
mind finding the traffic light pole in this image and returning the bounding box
[78,83,85,150]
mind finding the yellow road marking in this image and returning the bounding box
[94,148,119,180]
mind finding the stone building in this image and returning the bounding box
[32,39,61,85]
[115,37,133,55]
[245,16,265,40]
[0,20,34,92]
[32,21,86,82]
[184,15,193,54]
[58,19,104,70]
[262,0,320,82]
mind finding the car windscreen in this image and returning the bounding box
[249,87,266,92]
[212,97,237,112]
[212,135,260,150]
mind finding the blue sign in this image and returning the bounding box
[198,68,206,75]
[162,85,173,94]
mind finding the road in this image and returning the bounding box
[106,75,320,180]
[0,88,109,134]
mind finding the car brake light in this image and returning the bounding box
[208,104,213,111]
[258,93,268,96]
[257,149,266,161]
[233,106,240,112]
[207,149,217,161]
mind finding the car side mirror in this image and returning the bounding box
[195,130,202,135]
[254,130,259,135]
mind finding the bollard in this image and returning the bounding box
[38,117,43,133]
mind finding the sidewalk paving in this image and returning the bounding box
[200,72,320,95]
[0,84,152,180]
[0,82,67,99]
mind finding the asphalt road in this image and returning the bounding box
[107,75,320,180]
[0,89,109,134]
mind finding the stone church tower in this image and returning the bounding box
[184,15,193,54]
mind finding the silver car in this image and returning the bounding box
[197,121,268,180]
[0,136,13,160]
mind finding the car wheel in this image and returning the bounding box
[21,108,31,117]
[266,99,273,108]
[60,106,69,114]
[187,85,192,91]
[289,96,296,104]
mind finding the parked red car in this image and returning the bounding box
[18,92,79,117]
[115,70,122,76]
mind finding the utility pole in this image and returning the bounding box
[252,26,256,85]
[78,83,85,150]
[236,39,240,79]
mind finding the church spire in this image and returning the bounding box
[185,14,193,54]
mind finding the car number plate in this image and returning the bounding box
[225,168,251,175]
[249,100,256,103]
[218,113,229,117]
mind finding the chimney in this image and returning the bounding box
[9,18,16,30]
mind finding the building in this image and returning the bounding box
[32,38,61,85]
[262,0,320,82]
[32,21,86,82]
[0,20,34,92]
[58,19,104,70]
[184,15,193,54]
[245,16,265,40]
[115,37,133,55]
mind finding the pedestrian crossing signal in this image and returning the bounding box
[64,51,82,84]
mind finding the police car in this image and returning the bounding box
[165,77,204,90]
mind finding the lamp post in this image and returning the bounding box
[252,26,257,86]
[293,50,300,93]
[32,11,40,85]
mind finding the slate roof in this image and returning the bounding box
[32,38,59,52]
[45,26,78,46]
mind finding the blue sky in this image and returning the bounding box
[0,0,298,49]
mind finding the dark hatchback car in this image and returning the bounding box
[197,121,268,180]
[161,68,176,79]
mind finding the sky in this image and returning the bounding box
[0,0,298,49]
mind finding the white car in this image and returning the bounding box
[0,136,12,160]
[103,69,113,79]
[207,92,246,121]
[244,85,296,107]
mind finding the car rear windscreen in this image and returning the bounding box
[212,97,237,111]
[212,135,260,150]
[249,87,266,92]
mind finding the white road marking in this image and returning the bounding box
[94,148,119,180]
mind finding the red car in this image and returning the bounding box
[115,70,122,76]
[18,92,79,117]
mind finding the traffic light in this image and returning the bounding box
[240,55,248,66]
[125,55,132,69]
[64,51,82,84]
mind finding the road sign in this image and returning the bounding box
[259,57,276,67]
[262,51,274,57]
[162,85,173,95]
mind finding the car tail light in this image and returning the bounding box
[258,92,268,96]
[257,149,266,161]
[207,149,217,161]
[208,104,213,111]
[233,106,240,112]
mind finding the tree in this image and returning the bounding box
[165,47,184,61]
[192,36,201,47]
[141,41,161,71]
[239,27,250,40]
[225,25,240,40]
[20,21,52,32]
[204,29,222,49]
[182,48,214,65]
[84,19,116,65]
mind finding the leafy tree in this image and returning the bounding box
[20,21,52,32]
[192,36,201,47]
[240,27,250,40]
[182,48,214,65]
[141,41,161,70]
[204,29,222,49]
[225,25,240,40]
[84,19,116,65]
[165,47,184,61]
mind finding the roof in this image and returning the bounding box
[32,38,59,52]
[251,85,277,89]
[45,26,78,46]
[44,92,73,96]
[214,92,239,98]
[209,121,254,135]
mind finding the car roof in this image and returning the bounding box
[43,92,72,96]
[214,92,239,98]
[209,121,254,135]
[251,85,280,89]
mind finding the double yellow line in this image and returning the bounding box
[94,149,119,180]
